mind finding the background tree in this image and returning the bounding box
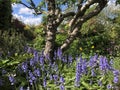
[16,0,109,60]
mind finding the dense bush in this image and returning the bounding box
[31,26,46,50]
[11,18,35,40]
[0,29,26,56]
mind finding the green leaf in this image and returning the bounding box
[81,81,90,89]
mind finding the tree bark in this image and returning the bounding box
[61,27,81,52]
[44,0,57,61]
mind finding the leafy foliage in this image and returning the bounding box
[0,29,26,56]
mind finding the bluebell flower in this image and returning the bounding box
[19,86,24,90]
[50,75,53,80]
[109,59,113,65]
[28,70,36,85]
[53,74,59,84]
[21,62,28,73]
[51,62,58,71]
[8,75,16,85]
[57,48,62,60]
[99,56,108,71]
[103,57,109,69]
[75,74,81,87]
[41,65,45,71]
[89,55,98,67]
[54,50,57,59]
[81,60,87,74]
[107,84,112,89]
[98,80,102,86]
[93,54,98,60]
[68,55,73,63]
[29,58,35,66]
[113,70,119,76]
[29,79,33,85]
[60,76,65,83]
[62,56,67,63]
[113,70,119,83]
[34,68,40,77]
[2,69,7,75]
[107,64,114,71]
[91,68,96,76]
[27,47,33,53]
[89,56,94,67]
[43,78,47,88]
[33,50,39,62]
[27,87,30,90]
[39,55,44,65]
[29,71,36,81]
[107,59,114,71]
[99,56,104,70]
[75,55,79,61]
[24,46,28,52]
[113,76,119,83]
[75,62,82,87]
[60,84,65,90]
[53,74,58,81]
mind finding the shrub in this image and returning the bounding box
[0,28,26,56]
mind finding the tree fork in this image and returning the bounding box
[61,0,107,52]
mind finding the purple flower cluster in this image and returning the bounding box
[7,47,72,89]
[43,78,46,88]
[28,70,36,85]
[21,62,28,73]
[8,75,16,85]
[75,57,87,87]
[5,46,119,89]
[113,70,119,84]
[99,56,111,72]
[74,55,120,88]
[59,76,65,90]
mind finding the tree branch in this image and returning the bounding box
[69,0,97,31]
[60,0,108,52]
[56,12,75,26]
[77,0,87,10]
[19,2,33,9]
[75,0,107,28]
[19,0,43,15]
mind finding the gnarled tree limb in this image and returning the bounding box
[69,0,97,32]
[61,0,107,52]
[56,12,75,27]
